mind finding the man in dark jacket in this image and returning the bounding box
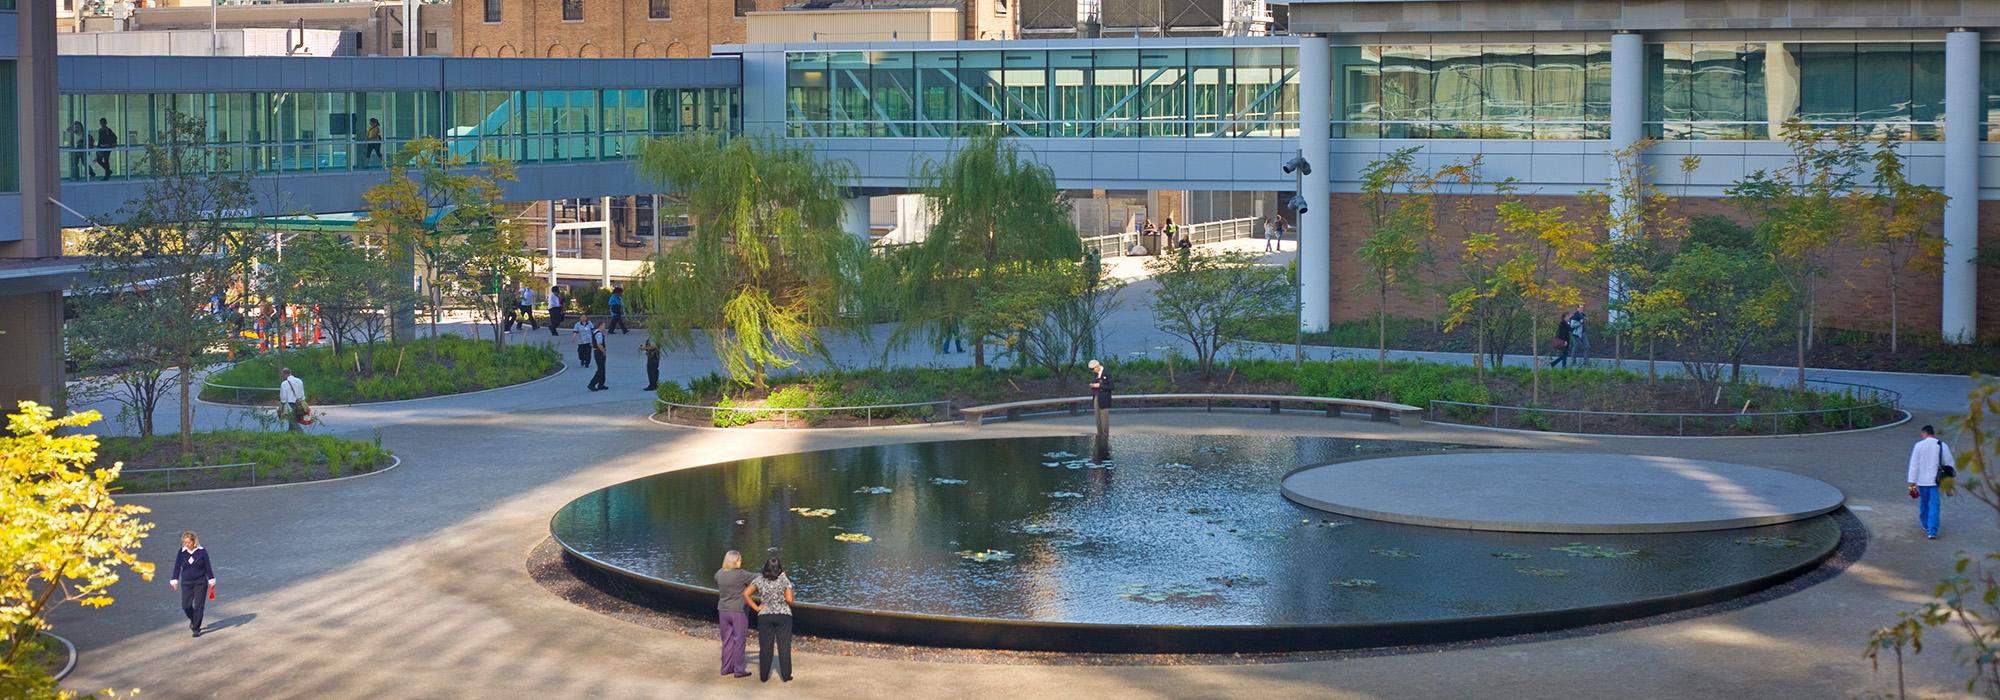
[170,531,216,637]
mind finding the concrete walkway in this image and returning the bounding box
[41,238,1997,698]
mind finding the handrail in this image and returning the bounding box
[1426,379,1902,436]
[653,398,954,428]
[961,392,1423,427]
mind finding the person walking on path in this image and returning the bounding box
[714,551,756,678]
[364,118,383,164]
[1264,216,1282,252]
[94,117,118,180]
[515,286,539,332]
[586,324,609,391]
[1908,425,1956,540]
[67,121,89,180]
[278,368,306,432]
[570,314,595,368]
[1566,304,1589,366]
[170,531,216,637]
[1550,311,1575,368]
[940,318,964,354]
[547,286,567,336]
[606,287,629,334]
[743,557,795,683]
[639,338,662,391]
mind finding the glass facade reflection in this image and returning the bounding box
[785,47,1300,138]
[0,61,15,193]
[56,87,739,183]
[1334,44,1612,139]
[1647,42,1945,140]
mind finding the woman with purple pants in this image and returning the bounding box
[714,551,756,678]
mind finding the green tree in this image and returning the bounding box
[1147,249,1292,379]
[266,233,413,364]
[65,299,176,438]
[967,258,1122,380]
[1492,200,1599,405]
[1436,157,1525,379]
[900,133,1082,368]
[1849,140,1947,353]
[1583,141,1698,376]
[1623,244,1785,401]
[633,134,861,387]
[74,110,262,452]
[1867,379,1999,698]
[1355,147,1435,370]
[362,137,521,355]
[1,403,154,698]
[1727,122,1868,387]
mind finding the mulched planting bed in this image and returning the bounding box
[97,431,394,493]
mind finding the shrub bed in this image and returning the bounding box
[201,336,561,405]
[655,359,1897,435]
[97,430,395,493]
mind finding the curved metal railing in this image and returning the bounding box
[654,398,954,428]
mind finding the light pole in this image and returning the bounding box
[1283,151,1311,367]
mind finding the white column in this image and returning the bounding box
[546,199,558,291]
[600,196,614,287]
[1944,30,1981,343]
[1297,35,1333,333]
[842,195,872,242]
[1606,31,1646,318]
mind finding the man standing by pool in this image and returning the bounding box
[1089,359,1112,461]
[278,368,306,432]
[586,322,610,391]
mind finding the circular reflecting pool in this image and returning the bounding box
[551,435,1842,652]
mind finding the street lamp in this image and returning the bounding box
[1283,151,1311,366]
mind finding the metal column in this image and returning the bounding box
[1607,31,1645,318]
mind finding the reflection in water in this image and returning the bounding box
[552,435,1840,627]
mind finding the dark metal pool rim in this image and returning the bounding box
[550,512,1845,655]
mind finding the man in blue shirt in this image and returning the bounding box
[606,286,629,334]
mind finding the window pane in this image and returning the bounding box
[1138,48,1185,137]
[1690,43,1749,139]
[1431,45,1481,137]
[1189,48,1230,137]
[1483,45,1533,138]
[1093,49,1138,137]
[1912,42,1944,139]
[827,51,869,137]
[870,51,914,137]
[1855,43,1912,135]
[1379,45,1429,138]
[1003,50,1049,137]
[1333,46,1379,138]
[1534,44,1586,140]
[1798,43,1856,124]
[915,52,958,137]
[786,52,828,137]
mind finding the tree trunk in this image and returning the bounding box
[1795,307,1808,389]
[1377,286,1388,372]
[1530,314,1541,405]
[1474,321,1486,381]
[1647,340,1656,386]
[973,339,986,368]
[177,363,193,454]
[1889,281,1899,354]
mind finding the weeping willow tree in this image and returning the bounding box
[893,133,1083,367]
[632,134,861,388]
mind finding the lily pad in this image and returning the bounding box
[1046,491,1085,498]
[1193,445,1230,455]
[930,477,969,485]
[1515,566,1570,577]
[1119,582,1224,604]
[834,532,873,543]
[956,549,1015,562]
[1490,552,1532,560]
[1042,451,1078,459]
[1332,578,1381,589]
[853,486,893,495]
[1733,536,1805,549]
[1157,462,1194,470]
[1205,574,1269,588]
[1370,548,1419,559]
[1550,543,1639,559]
[1305,519,1352,529]
[788,507,837,518]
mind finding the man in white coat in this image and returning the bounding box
[278,368,306,432]
[1907,425,1956,540]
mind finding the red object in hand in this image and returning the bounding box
[208,585,216,601]
[1910,488,1921,499]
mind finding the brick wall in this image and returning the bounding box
[456,0,778,58]
[1324,193,1999,339]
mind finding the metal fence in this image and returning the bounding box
[1080,216,1263,258]
[1426,380,1903,436]
[655,399,954,428]
[202,381,279,405]
[119,462,262,490]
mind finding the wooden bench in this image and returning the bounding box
[959,393,1423,427]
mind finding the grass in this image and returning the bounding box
[657,358,1896,435]
[96,430,394,493]
[201,335,561,405]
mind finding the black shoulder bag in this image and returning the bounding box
[1939,440,1957,481]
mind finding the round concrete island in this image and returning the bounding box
[1280,452,1846,534]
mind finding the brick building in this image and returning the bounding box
[456,0,1014,58]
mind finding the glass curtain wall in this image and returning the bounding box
[56,87,739,183]
[1649,42,1943,140]
[0,61,15,193]
[785,46,1298,138]
[1334,44,1611,139]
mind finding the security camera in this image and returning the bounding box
[1282,156,1311,176]
[1288,193,1310,215]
